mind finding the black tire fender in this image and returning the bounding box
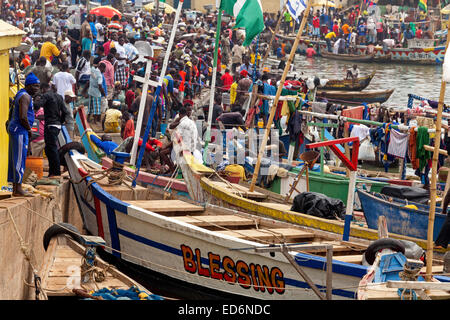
[43,223,81,251]
[364,238,406,265]
[58,142,85,167]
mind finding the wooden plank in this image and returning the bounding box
[39,237,59,296]
[363,283,450,300]
[261,203,292,211]
[127,200,204,213]
[211,181,268,199]
[299,241,357,253]
[172,215,255,227]
[387,280,450,291]
[217,228,315,241]
[333,255,363,264]
[420,265,444,274]
[55,247,81,258]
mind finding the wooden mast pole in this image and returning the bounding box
[41,0,46,34]
[245,1,287,137]
[261,0,287,73]
[249,1,312,193]
[425,17,450,282]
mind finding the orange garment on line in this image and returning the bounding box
[341,106,364,131]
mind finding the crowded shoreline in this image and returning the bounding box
[0,0,450,303]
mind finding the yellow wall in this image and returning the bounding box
[0,23,24,190]
[0,49,9,190]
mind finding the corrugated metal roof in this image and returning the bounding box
[0,20,25,38]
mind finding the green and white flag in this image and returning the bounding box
[220,0,265,46]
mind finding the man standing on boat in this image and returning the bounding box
[312,13,321,41]
[325,31,337,52]
[357,19,367,45]
[7,73,41,196]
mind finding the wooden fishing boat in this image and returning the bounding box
[295,38,446,65]
[357,221,450,300]
[40,228,161,300]
[58,126,401,300]
[171,132,443,251]
[321,72,375,91]
[320,51,375,63]
[357,189,448,242]
[357,241,450,300]
[316,89,395,104]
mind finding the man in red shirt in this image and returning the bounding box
[332,21,340,37]
[306,45,317,58]
[415,28,423,39]
[220,68,234,91]
[312,14,321,40]
[348,9,356,26]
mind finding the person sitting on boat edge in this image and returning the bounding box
[90,133,118,156]
[346,64,360,80]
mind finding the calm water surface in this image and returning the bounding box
[289,56,450,108]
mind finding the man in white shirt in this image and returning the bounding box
[51,62,76,98]
[111,35,128,89]
[95,16,106,45]
[75,50,91,94]
[124,37,139,64]
[172,106,199,154]
[135,13,143,29]
[346,64,360,80]
[383,38,395,51]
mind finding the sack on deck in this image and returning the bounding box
[291,192,346,220]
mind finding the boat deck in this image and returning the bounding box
[41,235,149,298]
[361,282,450,300]
[127,196,371,259]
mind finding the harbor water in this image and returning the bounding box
[288,55,450,108]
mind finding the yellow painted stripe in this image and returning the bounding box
[200,177,431,249]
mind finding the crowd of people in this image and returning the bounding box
[2,1,450,249]
[4,1,293,196]
[266,5,439,55]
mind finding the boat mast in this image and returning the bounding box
[249,1,312,193]
[203,1,223,164]
[260,1,287,73]
[425,18,450,282]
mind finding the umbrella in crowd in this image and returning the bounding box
[90,5,122,19]
[144,2,176,14]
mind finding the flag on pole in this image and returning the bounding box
[418,0,427,12]
[286,0,307,23]
[220,0,265,46]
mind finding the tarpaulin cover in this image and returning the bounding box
[291,192,346,220]
[380,185,430,204]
